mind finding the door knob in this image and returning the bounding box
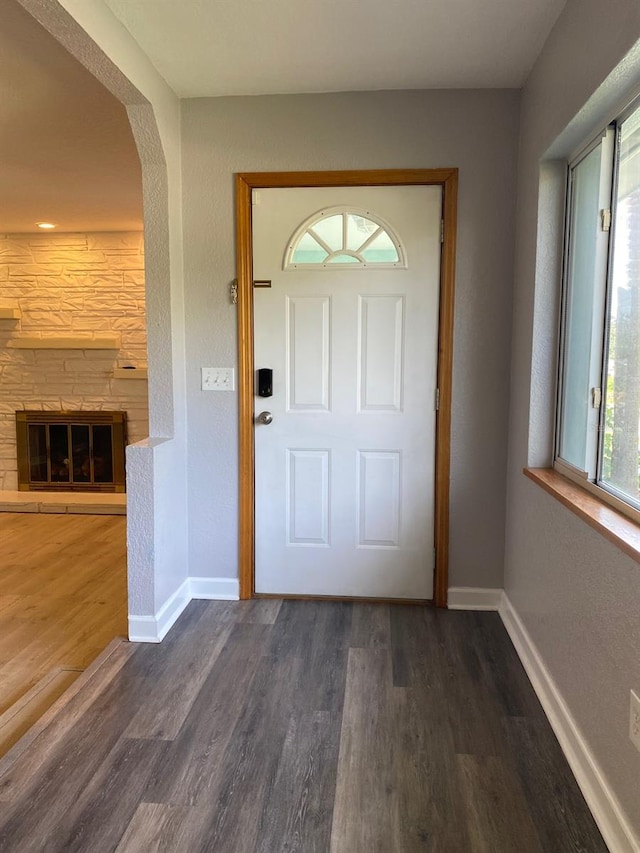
[256,411,273,425]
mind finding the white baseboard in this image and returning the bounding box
[499,593,639,853]
[128,576,239,643]
[128,577,191,643]
[127,615,162,644]
[447,586,503,610]
[189,576,240,600]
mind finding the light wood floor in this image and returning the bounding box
[0,513,127,752]
[0,600,606,852]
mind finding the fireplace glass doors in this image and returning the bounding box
[16,411,126,492]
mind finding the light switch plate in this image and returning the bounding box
[630,690,640,753]
[202,367,235,391]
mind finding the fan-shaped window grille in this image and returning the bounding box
[284,207,406,270]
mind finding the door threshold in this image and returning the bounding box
[253,592,433,606]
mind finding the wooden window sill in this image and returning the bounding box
[524,468,640,564]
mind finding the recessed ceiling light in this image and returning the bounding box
[36,222,56,229]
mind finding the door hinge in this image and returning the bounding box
[440,219,444,243]
[433,547,436,569]
[591,387,602,408]
[230,279,238,305]
[252,190,261,206]
[600,208,611,232]
[435,388,440,411]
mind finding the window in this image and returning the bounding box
[556,106,640,521]
[284,207,406,269]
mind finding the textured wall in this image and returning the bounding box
[181,89,520,587]
[505,0,640,838]
[0,231,148,490]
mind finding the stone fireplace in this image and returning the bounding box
[0,231,148,494]
[16,411,126,492]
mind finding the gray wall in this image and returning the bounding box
[505,0,640,836]
[181,89,520,590]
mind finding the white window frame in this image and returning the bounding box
[283,206,407,270]
[555,116,640,525]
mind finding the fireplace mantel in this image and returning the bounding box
[0,306,20,320]
[8,334,121,349]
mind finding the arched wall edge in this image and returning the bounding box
[14,0,190,635]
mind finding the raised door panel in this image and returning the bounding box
[356,450,401,548]
[357,295,404,412]
[286,296,331,411]
[286,449,330,546]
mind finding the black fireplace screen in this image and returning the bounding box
[16,411,126,492]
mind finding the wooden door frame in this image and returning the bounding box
[236,169,458,607]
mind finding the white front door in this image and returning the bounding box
[253,185,441,599]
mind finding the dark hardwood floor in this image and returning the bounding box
[0,600,607,852]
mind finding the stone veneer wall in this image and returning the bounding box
[0,232,148,491]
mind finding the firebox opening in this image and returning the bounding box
[16,411,126,493]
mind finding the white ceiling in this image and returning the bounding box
[104,0,566,97]
[0,0,142,234]
[1,0,567,234]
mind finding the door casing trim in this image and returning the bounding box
[236,169,458,607]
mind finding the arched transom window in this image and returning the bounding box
[284,207,407,270]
